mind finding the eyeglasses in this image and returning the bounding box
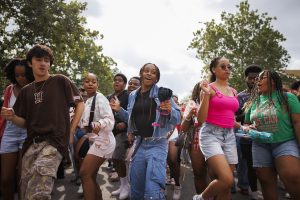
[255,76,268,82]
[219,64,233,71]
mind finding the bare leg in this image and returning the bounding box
[275,155,300,199]
[256,167,278,200]
[1,152,19,200]
[80,154,106,200]
[167,141,181,186]
[201,155,234,200]
[189,147,207,194]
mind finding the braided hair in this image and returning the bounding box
[139,63,160,83]
[244,70,289,113]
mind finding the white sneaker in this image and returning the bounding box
[193,195,203,200]
[119,184,130,200]
[285,192,291,199]
[77,184,83,194]
[250,191,258,200]
[111,187,121,196]
[173,185,181,200]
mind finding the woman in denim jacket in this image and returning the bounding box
[110,63,181,200]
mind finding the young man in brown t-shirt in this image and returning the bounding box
[1,44,84,199]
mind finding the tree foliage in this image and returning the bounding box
[189,0,291,91]
[0,0,115,94]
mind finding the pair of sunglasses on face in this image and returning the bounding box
[219,64,233,71]
[255,76,268,82]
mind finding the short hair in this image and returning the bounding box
[4,58,34,84]
[291,81,300,90]
[139,63,160,83]
[26,44,54,66]
[114,73,127,84]
[129,76,141,82]
[83,72,98,82]
[244,64,262,77]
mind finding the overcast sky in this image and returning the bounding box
[82,0,300,99]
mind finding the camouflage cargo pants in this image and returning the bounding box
[20,141,62,200]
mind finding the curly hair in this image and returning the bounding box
[244,70,288,113]
[4,58,34,84]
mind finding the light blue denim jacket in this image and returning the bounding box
[116,85,181,138]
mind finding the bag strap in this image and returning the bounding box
[88,94,97,132]
[3,85,13,108]
[208,84,218,93]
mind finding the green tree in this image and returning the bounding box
[0,0,116,95]
[189,0,291,91]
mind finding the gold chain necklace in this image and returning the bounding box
[33,80,47,104]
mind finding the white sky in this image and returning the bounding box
[82,0,300,100]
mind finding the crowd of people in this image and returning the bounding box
[0,44,300,200]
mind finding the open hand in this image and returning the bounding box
[109,96,121,112]
[200,80,210,94]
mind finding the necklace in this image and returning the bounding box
[33,80,47,104]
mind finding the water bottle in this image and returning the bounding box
[236,128,273,142]
[248,129,273,141]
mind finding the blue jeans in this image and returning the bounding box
[129,137,168,200]
[236,137,249,189]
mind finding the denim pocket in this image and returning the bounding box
[151,154,166,188]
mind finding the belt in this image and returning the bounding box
[142,136,167,141]
[32,135,47,144]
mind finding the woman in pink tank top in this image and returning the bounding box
[193,57,239,200]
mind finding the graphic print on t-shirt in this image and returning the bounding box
[252,102,279,133]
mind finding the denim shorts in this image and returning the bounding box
[73,128,86,143]
[252,139,300,168]
[200,123,238,164]
[0,121,27,153]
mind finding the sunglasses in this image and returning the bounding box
[219,64,233,71]
[255,76,268,82]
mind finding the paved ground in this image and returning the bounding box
[50,161,289,200]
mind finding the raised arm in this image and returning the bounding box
[197,80,212,124]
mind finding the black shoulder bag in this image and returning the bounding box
[78,94,97,158]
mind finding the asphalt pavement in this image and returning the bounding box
[50,161,289,200]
